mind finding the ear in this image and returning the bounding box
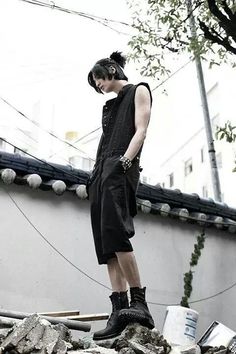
[108,66,116,75]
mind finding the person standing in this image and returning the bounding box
[87,51,154,340]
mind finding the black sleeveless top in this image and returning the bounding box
[95,82,152,164]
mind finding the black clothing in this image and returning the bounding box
[89,82,152,265]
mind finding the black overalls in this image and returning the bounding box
[89,83,152,264]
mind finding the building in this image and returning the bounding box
[149,62,236,206]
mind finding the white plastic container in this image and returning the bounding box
[162,306,199,346]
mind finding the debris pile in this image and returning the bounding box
[92,323,171,354]
[0,312,236,354]
[0,315,170,354]
[0,314,72,354]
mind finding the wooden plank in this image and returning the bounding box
[39,310,80,317]
[66,313,109,322]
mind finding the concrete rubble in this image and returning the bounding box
[0,314,170,354]
[0,314,72,354]
[0,314,234,354]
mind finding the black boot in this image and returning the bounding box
[93,291,129,340]
[118,287,155,329]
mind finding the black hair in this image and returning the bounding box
[88,51,128,93]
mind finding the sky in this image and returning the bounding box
[0,0,132,127]
[0,0,164,170]
[0,0,155,162]
[1,0,234,185]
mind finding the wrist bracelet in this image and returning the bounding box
[119,156,132,171]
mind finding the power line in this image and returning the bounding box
[35,61,195,159]
[47,126,101,160]
[152,58,193,92]
[1,138,84,182]
[1,139,236,303]
[18,0,131,36]
[0,96,95,161]
[6,125,90,168]
[3,185,236,305]
[4,187,111,291]
[0,45,196,163]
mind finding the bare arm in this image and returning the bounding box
[123,85,151,161]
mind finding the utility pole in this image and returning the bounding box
[186,0,222,202]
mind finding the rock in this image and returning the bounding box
[114,323,171,354]
[70,323,171,354]
[0,314,72,354]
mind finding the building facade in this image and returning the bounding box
[150,63,236,206]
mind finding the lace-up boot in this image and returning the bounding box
[93,291,129,340]
[118,287,155,329]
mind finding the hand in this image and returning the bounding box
[119,156,132,172]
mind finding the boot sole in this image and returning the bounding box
[93,329,123,341]
[118,311,155,330]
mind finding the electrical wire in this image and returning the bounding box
[19,0,130,26]
[4,187,111,291]
[47,126,101,160]
[0,96,95,162]
[152,58,194,92]
[3,184,236,306]
[2,2,233,304]
[18,0,131,36]
[0,58,196,162]
[1,139,236,303]
[4,127,81,168]
[5,125,87,168]
[1,138,85,182]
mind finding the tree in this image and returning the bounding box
[216,121,236,172]
[127,0,236,78]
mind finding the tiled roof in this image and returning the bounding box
[1,151,236,233]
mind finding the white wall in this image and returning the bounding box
[1,182,236,339]
[149,62,236,205]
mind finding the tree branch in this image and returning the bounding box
[221,0,236,21]
[207,0,236,35]
[199,19,236,54]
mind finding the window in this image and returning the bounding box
[169,173,174,187]
[184,158,193,176]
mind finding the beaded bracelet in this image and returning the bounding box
[119,155,132,171]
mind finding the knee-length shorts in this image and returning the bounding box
[89,155,140,265]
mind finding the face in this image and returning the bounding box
[92,74,115,93]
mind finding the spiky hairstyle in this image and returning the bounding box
[88,51,128,93]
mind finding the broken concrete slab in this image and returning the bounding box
[0,313,72,354]
[0,316,171,354]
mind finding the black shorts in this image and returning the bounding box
[89,155,140,265]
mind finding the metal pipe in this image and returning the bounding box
[0,309,91,332]
[186,0,222,201]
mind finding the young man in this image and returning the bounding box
[87,51,154,340]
